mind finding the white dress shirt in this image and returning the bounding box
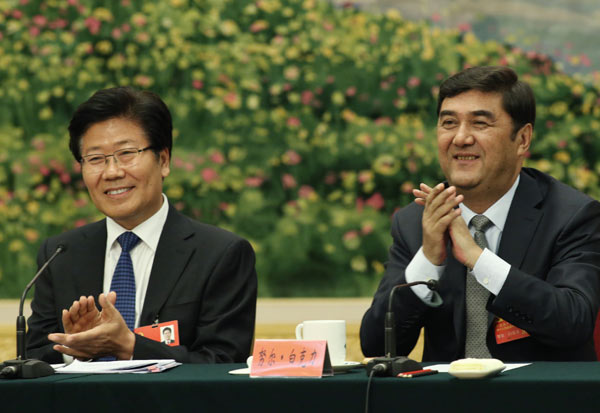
[104,194,169,328]
[406,176,520,303]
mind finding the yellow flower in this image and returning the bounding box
[372,260,385,274]
[549,101,568,117]
[95,40,113,55]
[39,107,53,120]
[324,243,336,254]
[351,256,367,272]
[373,155,400,176]
[9,240,25,252]
[166,185,184,200]
[553,151,571,164]
[26,201,40,215]
[332,91,345,105]
[221,20,239,36]
[93,7,114,22]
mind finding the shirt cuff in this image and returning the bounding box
[405,247,445,303]
[472,248,510,296]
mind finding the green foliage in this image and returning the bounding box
[0,0,599,297]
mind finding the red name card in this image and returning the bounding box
[495,318,530,344]
[250,339,333,378]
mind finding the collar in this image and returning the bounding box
[105,193,170,253]
[460,175,520,231]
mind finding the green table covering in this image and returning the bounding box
[2,362,600,412]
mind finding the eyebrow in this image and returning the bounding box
[83,139,138,154]
[439,109,496,120]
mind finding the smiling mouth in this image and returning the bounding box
[454,155,478,160]
[105,187,133,195]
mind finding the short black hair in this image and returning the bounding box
[68,87,172,161]
[437,66,536,134]
[163,327,172,334]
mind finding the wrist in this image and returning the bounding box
[466,247,484,270]
[116,331,136,360]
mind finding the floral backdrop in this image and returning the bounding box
[1,0,599,297]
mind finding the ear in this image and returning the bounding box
[515,123,532,157]
[159,148,170,179]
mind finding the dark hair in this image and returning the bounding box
[68,87,172,161]
[437,66,536,134]
[163,327,172,334]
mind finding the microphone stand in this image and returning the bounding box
[0,245,66,379]
[366,279,439,376]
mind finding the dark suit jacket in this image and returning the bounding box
[26,205,257,364]
[360,168,600,361]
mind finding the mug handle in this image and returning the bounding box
[295,323,303,340]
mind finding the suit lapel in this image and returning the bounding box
[140,206,196,325]
[73,220,106,296]
[497,171,544,267]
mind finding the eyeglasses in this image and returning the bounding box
[80,146,155,173]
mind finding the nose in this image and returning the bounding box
[102,156,125,178]
[452,123,475,147]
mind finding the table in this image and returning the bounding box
[2,362,600,412]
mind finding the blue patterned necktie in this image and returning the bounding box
[110,231,140,331]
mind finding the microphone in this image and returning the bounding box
[366,279,440,376]
[0,244,66,379]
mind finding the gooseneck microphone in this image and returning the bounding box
[0,244,66,379]
[366,279,439,376]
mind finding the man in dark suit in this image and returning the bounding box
[360,66,600,362]
[26,87,257,363]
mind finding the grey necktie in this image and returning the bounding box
[464,214,493,358]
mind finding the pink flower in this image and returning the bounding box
[132,14,147,27]
[431,13,441,22]
[60,173,71,184]
[11,10,23,19]
[343,230,359,241]
[210,152,225,164]
[218,202,229,211]
[298,185,315,199]
[457,22,472,32]
[326,75,335,84]
[546,120,554,129]
[122,23,131,32]
[192,80,203,90]
[49,19,67,29]
[39,166,50,176]
[323,21,334,31]
[499,56,508,66]
[29,27,40,37]
[111,28,122,39]
[287,117,301,128]
[74,198,87,207]
[407,77,421,88]
[32,15,47,26]
[558,140,567,148]
[174,157,185,168]
[397,87,406,96]
[361,223,374,235]
[84,17,101,35]
[281,173,297,189]
[324,172,337,185]
[366,193,385,210]
[301,90,313,105]
[250,20,268,33]
[185,163,194,172]
[245,176,264,187]
[581,54,592,67]
[283,150,301,165]
[346,86,357,97]
[75,219,87,228]
[201,168,219,183]
[36,184,49,194]
[375,117,392,125]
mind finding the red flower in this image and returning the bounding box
[281,173,297,189]
[366,193,384,210]
[201,168,219,183]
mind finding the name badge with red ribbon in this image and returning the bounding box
[495,318,530,344]
[135,320,180,346]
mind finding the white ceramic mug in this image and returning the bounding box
[295,320,346,365]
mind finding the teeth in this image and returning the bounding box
[456,156,476,160]
[107,188,130,195]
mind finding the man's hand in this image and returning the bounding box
[449,215,483,269]
[48,292,135,360]
[62,295,101,334]
[413,183,463,265]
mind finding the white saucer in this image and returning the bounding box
[333,361,361,373]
